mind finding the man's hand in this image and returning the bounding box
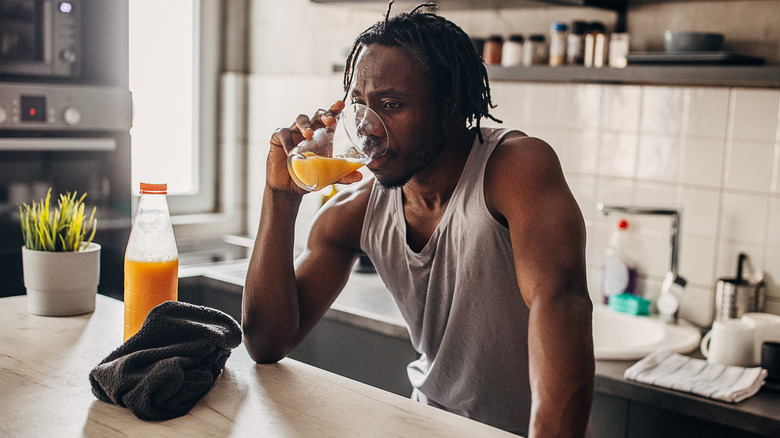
[267,100,360,194]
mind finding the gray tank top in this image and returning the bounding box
[360,127,531,434]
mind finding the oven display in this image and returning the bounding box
[20,95,46,122]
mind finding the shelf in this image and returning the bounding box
[311,0,626,12]
[486,65,780,88]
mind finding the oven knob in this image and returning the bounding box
[0,106,6,124]
[60,49,77,64]
[63,107,82,126]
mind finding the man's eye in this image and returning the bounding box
[383,101,400,109]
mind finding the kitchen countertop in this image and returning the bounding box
[0,294,515,437]
[179,259,410,339]
[595,356,780,436]
[180,258,780,436]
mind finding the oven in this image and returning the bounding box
[0,83,131,298]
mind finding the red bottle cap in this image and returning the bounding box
[140,182,167,194]
[618,219,629,230]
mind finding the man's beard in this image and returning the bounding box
[375,124,448,191]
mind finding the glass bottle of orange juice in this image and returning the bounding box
[123,182,178,341]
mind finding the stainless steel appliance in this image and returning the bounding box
[0,0,83,78]
[0,82,132,297]
[0,0,130,298]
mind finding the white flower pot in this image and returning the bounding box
[22,242,101,316]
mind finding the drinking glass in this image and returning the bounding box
[287,103,388,192]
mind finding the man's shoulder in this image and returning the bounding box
[478,127,528,145]
[490,132,557,165]
[484,133,564,197]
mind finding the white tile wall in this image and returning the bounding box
[245,74,344,252]
[729,89,779,142]
[244,71,780,329]
[479,82,780,326]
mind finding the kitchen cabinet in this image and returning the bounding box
[177,270,418,397]
[592,392,771,438]
[594,359,780,438]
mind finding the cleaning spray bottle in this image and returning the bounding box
[602,219,638,305]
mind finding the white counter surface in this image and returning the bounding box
[0,294,515,437]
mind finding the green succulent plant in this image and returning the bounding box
[19,189,97,252]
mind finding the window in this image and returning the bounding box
[128,0,219,215]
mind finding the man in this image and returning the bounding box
[242,4,594,437]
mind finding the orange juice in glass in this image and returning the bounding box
[123,257,178,341]
[288,103,388,192]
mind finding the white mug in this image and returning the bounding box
[700,319,754,367]
[741,313,780,365]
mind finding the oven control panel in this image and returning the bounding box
[0,83,131,131]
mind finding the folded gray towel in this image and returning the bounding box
[624,350,767,403]
[89,301,242,420]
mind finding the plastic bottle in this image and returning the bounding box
[501,35,524,67]
[123,182,178,341]
[549,22,568,66]
[602,219,638,304]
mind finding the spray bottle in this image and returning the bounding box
[602,219,638,304]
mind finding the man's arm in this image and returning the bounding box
[486,134,594,438]
[242,102,366,363]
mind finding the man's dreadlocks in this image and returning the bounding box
[343,2,501,142]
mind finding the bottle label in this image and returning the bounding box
[603,256,632,297]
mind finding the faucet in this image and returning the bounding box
[597,203,686,323]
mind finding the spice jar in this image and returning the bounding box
[549,22,568,66]
[501,35,524,67]
[483,35,503,65]
[584,22,606,68]
[609,32,630,68]
[566,21,587,65]
[523,34,547,66]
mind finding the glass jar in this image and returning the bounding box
[566,20,587,65]
[523,34,547,66]
[483,35,504,65]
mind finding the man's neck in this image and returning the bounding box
[402,126,476,209]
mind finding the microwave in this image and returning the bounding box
[0,0,82,78]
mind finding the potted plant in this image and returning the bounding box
[19,189,100,316]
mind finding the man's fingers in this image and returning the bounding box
[271,127,297,153]
[294,114,314,139]
[323,101,346,127]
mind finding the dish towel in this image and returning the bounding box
[624,349,767,403]
[89,301,242,420]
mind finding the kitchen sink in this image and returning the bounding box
[593,305,701,360]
